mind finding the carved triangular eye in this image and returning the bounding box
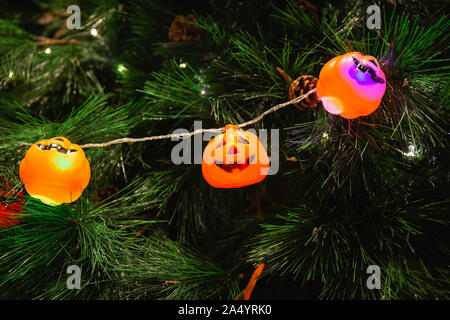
[237,136,249,144]
[66,149,78,154]
[54,138,64,141]
[369,59,378,67]
[216,138,225,148]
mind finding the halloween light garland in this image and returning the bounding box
[17,89,315,206]
[16,51,388,206]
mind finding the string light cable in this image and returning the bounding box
[18,88,317,149]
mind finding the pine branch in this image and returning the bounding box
[114,230,240,299]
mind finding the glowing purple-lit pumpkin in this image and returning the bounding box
[316,52,386,119]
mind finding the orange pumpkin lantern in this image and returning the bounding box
[316,52,386,119]
[202,125,270,188]
[19,137,91,206]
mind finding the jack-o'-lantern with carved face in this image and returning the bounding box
[316,52,386,119]
[202,125,270,188]
[19,136,91,206]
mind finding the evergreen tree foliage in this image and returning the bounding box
[0,0,448,299]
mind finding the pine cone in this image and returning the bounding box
[297,0,320,15]
[169,14,201,42]
[288,75,320,111]
[277,67,320,111]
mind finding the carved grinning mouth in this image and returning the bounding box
[352,57,385,83]
[214,154,255,172]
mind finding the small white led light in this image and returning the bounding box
[90,28,98,37]
[117,64,128,73]
[44,48,51,54]
[402,143,418,158]
[179,63,187,68]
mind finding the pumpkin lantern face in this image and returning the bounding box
[19,137,91,206]
[202,125,270,188]
[316,52,386,119]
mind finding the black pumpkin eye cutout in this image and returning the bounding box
[367,67,385,84]
[54,138,65,142]
[357,64,369,72]
[36,142,77,154]
[353,56,385,84]
[353,57,368,73]
[369,59,378,67]
[37,143,50,150]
